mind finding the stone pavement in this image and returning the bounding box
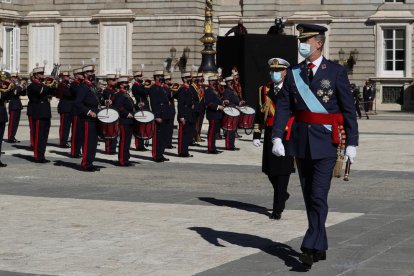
[0,111,413,275]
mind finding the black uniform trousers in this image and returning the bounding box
[178,121,194,155]
[118,124,133,165]
[71,115,84,157]
[135,137,147,150]
[105,138,117,154]
[152,119,170,160]
[33,119,51,161]
[28,115,34,148]
[81,118,98,170]
[225,129,236,149]
[0,122,5,158]
[59,113,72,146]
[207,119,221,152]
[166,111,175,147]
[8,110,21,141]
[268,175,290,213]
[297,156,336,252]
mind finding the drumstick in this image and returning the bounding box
[343,159,351,181]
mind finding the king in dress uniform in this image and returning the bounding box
[272,24,358,268]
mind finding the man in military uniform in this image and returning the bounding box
[7,73,25,143]
[149,70,174,162]
[253,58,294,220]
[0,73,13,167]
[272,24,358,268]
[131,70,149,151]
[27,72,35,148]
[70,68,85,158]
[223,76,244,150]
[205,75,224,154]
[57,71,73,148]
[75,65,100,171]
[193,72,206,143]
[102,74,118,154]
[363,80,375,112]
[164,74,176,149]
[26,67,56,163]
[177,72,195,157]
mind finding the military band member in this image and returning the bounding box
[113,76,135,166]
[194,72,206,143]
[253,58,294,220]
[0,75,14,167]
[222,76,244,150]
[149,70,174,162]
[27,72,35,148]
[205,75,224,154]
[272,24,358,268]
[70,68,85,158]
[131,70,149,151]
[177,72,195,157]
[164,74,176,149]
[102,74,118,154]
[7,73,25,143]
[75,65,100,171]
[26,67,55,163]
[57,71,73,148]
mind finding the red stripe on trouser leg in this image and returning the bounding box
[28,116,33,147]
[105,139,110,153]
[152,124,158,160]
[208,120,214,152]
[8,111,14,140]
[71,116,78,156]
[119,126,125,165]
[34,120,40,160]
[225,130,230,149]
[178,122,183,155]
[59,113,64,145]
[81,120,89,169]
[135,137,139,149]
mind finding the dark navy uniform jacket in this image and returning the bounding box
[102,87,116,106]
[223,88,240,106]
[273,57,359,160]
[132,82,149,111]
[204,87,223,121]
[75,80,100,119]
[0,89,12,123]
[57,82,74,114]
[70,80,82,116]
[114,90,135,126]
[26,80,54,120]
[177,84,195,123]
[9,85,25,111]
[149,82,174,120]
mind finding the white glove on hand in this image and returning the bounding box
[272,138,285,157]
[253,139,261,147]
[345,146,357,163]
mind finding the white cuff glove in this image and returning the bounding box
[345,146,357,163]
[253,139,261,147]
[272,138,285,157]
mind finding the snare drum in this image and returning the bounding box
[97,108,120,139]
[238,106,256,129]
[133,110,155,140]
[221,107,240,131]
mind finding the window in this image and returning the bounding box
[2,27,20,73]
[101,25,128,75]
[383,28,405,72]
[1,0,12,3]
[29,26,55,74]
[382,86,403,103]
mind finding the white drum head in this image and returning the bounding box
[97,108,119,123]
[223,107,241,117]
[134,110,155,123]
[239,106,255,115]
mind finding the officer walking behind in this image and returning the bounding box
[272,24,358,268]
[7,73,25,143]
[102,74,118,154]
[363,80,375,113]
[131,70,149,151]
[57,71,74,148]
[177,72,195,157]
[253,58,294,220]
[204,75,224,154]
[113,76,135,167]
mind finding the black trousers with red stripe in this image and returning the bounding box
[135,137,147,150]
[105,138,117,154]
[59,113,72,146]
[8,110,21,141]
[81,118,98,170]
[207,119,221,152]
[28,116,34,148]
[71,115,84,157]
[0,122,5,158]
[166,113,175,147]
[33,119,51,161]
[152,119,169,161]
[225,129,236,149]
[118,124,133,165]
[178,121,194,155]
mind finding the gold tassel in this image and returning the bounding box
[333,158,343,178]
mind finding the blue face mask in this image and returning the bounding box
[299,43,315,59]
[270,71,282,83]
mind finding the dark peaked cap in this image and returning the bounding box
[296,24,328,39]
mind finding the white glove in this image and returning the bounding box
[253,139,261,147]
[345,146,357,163]
[272,138,285,157]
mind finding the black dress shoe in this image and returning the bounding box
[207,150,221,154]
[162,157,170,162]
[35,159,51,164]
[154,158,164,163]
[84,166,100,172]
[299,249,314,268]
[0,162,7,168]
[118,162,135,167]
[7,138,20,143]
[136,148,148,152]
[227,147,240,151]
[313,251,326,262]
[166,145,176,149]
[269,212,282,220]
[72,154,82,158]
[178,153,193,158]
[60,143,71,148]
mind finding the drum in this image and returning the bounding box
[97,108,120,139]
[133,110,155,140]
[221,107,240,131]
[238,106,256,129]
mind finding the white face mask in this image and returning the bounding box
[270,71,282,83]
[299,43,316,59]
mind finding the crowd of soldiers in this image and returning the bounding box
[0,65,248,171]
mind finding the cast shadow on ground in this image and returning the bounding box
[54,160,106,171]
[198,197,270,217]
[188,227,307,272]
[12,144,33,151]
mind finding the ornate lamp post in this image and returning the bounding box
[199,0,217,74]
